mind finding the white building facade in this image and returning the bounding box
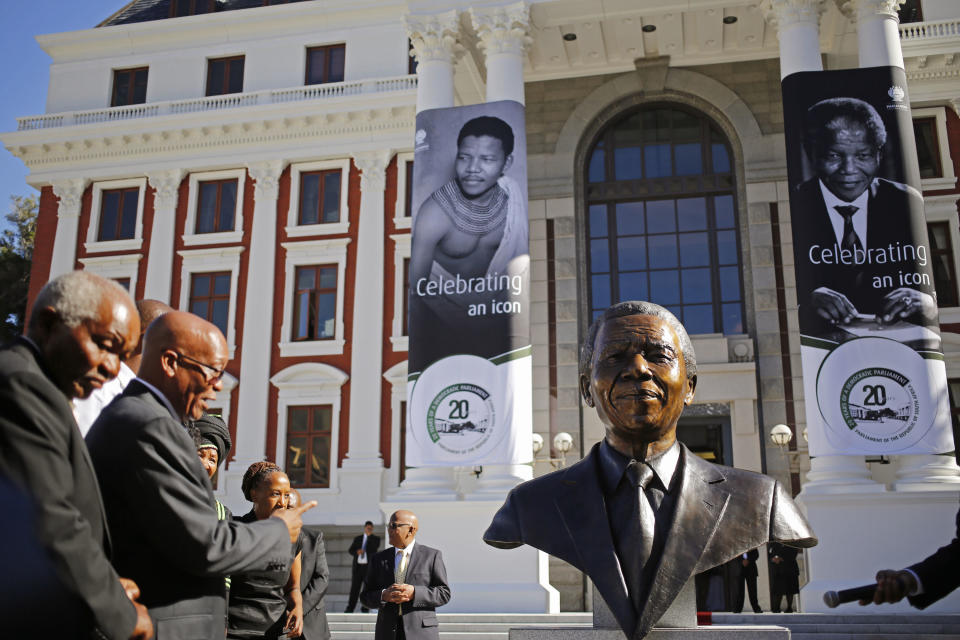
[4,0,960,613]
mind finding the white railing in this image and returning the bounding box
[16,75,418,131]
[900,18,960,42]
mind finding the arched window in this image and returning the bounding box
[585,105,744,334]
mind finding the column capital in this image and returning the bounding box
[51,179,87,218]
[352,150,392,194]
[470,2,532,57]
[146,169,184,211]
[761,0,827,29]
[405,10,465,66]
[834,0,903,20]
[247,159,284,203]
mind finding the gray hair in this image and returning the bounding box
[30,270,132,329]
[579,301,697,390]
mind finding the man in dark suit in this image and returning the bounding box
[792,97,936,338]
[290,489,331,640]
[346,521,381,612]
[732,548,762,613]
[0,270,153,640]
[862,499,960,608]
[87,311,315,639]
[361,510,451,640]
[484,301,816,639]
[768,542,800,613]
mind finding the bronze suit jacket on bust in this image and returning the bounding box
[484,442,816,639]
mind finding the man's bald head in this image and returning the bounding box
[388,509,418,549]
[139,311,229,421]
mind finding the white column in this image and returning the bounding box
[344,150,391,468]
[470,2,531,104]
[762,0,827,79]
[143,169,184,303]
[405,11,463,113]
[841,0,905,68]
[230,160,283,478]
[49,179,86,278]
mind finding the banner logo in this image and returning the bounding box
[838,367,919,444]
[426,383,496,455]
[887,85,905,102]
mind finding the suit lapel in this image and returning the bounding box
[555,445,636,636]
[635,446,729,638]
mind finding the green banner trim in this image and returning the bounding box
[919,351,944,361]
[799,336,838,350]
[489,345,532,365]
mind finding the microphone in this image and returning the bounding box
[823,584,877,608]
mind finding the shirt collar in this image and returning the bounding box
[599,438,680,494]
[395,538,416,556]
[133,377,181,421]
[819,179,870,247]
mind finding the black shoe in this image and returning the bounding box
[785,609,794,613]
[753,609,763,614]
[361,607,369,613]
[344,608,354,613]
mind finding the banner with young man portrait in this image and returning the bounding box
[406,100,532,467]
[783,66,953,456]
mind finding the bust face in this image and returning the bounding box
[583,314,695,448]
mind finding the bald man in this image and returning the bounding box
[361,510,450,640]
[75,298,172,436]
[0,271,152,639]
[87,312,315,639]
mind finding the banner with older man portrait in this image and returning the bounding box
[783,66,953,456]
[405,100,532,467]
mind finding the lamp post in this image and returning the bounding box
[532,432,575,468]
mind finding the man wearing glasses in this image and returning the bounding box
[361,510,450,640]
[87,311,317,639]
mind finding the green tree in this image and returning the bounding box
[0,194,38,342]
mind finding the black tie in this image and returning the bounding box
[835,205,862,253]
[623,460,657,611]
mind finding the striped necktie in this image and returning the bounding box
[395,549,408,615]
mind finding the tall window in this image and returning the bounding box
[206,56,244,96]
[98,188,139,242]
[293,265,337,341]
[196,179,238,233]
[298,169,342,225]
[305,45,345,85]
[111,68,148,107]
[914,118,943,180]
[190,272,231,336]
[402,257,410,336]
[285,405,332,488]
[170,0,213,16]
[404,160,415,218]
[928,222,959,307]
[585,106,743,334]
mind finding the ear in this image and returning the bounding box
[579,373,595,408]
[684,375,698,406]
[32,306,60,338]
[159,349,179,378]
[502,153,514,174]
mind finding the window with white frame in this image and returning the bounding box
[925,194,960,322]
[204,372,237,460]
[390,233,410,351]
[279,238,350,357]
[79,254,143,294]
[184,169,246,246]
[270,362,348,493]
[85,178,147,253]
[394,152,414,230]
[286,159,351,237]
[913,107,957,191]
[177,246,244,356]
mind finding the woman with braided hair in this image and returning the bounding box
[228,461,305,638]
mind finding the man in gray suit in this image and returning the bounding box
[361,510,451,640]
[87,311,315,639]
[0,271,153,639]
[484,301,816,639]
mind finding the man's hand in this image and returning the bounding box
[118,577,140,602]
[811,287,858,325]
[859,569,918,605]
[879,288,937,325]
[771,556,782,565]
[130,601,153,640]
[383,583,415,603]
[271,501,318,543]
[284,604,305,638]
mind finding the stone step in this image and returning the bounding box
[327,613,593,624]
[791,635,954,640]
[331,622,594,633]
[712,613,960,624]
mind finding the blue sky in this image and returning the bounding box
[0,1,125,228]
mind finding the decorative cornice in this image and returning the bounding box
[835,0,904,20]
[761,0,827,29]
[247,159,284,202]
[145,169,184,211]
[470,2,532,57]
[352,150,392,194]
[51,179,86,217]
[405,10,465,66]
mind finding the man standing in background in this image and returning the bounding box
[346,520,380,613]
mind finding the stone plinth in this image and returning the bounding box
[510,627,789,640]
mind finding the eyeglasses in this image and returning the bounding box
[388,522,413,530]
[174,352,226,384]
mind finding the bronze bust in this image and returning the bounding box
[484,301,816,639]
